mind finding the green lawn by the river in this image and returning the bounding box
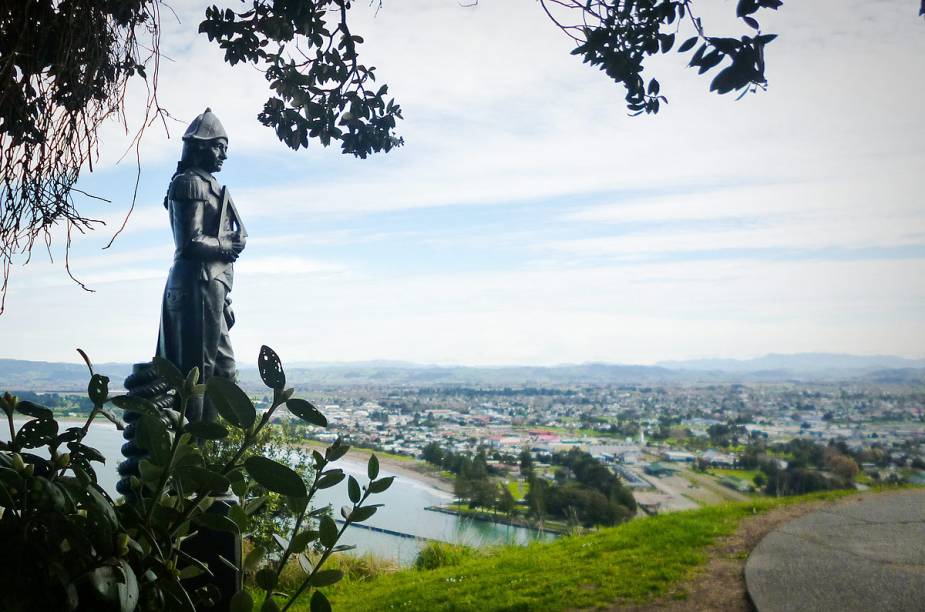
[276,489,863,612]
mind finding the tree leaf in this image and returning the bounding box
[88,374,110,406]
[317,469,345,490]
[86,484,119,528]
[178,565,205,580]
[193,512,240,534]
[272,533,290,551]
[659,33,674,53]
[14,418,58,449]
[286,398,327,427]
[244,545,265,572]
[347,475,361,503]
[177,466,230,494]
[98,407,126,429]
[287,494,308,514]
[367,454,379,480]
[67,442,106,463]
[291,529,319,553]
[255,567,277,591]
[310,590,331,612]
[368,476,394,494]
[244,456,306,497]
[258,345,286,389]
[349,505,377,523]
[161,575,197,612]
[206,377,256,429]
[14,400,53,420]
[230,590,254,612]
[325,439,349,462]
[310,569,343,587]
[736,0,759,17]
[88,565,121,603]
[319,515,338,547]
[135,414,171,465]
[697,49,724,74]
[677,36,698,53]
[184,421,229,440]
[153,356,184,391]
[138,458,163,484]
[109,395,159,417]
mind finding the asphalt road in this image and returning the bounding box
[745,489,925,612]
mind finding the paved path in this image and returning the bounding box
[745,489,925,612]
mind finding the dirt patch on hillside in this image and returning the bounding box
[604,500,836,612]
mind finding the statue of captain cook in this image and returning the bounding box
[157,108,246,422]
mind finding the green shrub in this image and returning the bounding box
[414,541,478,570]
[0,346,392,612]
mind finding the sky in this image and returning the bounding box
[2,0,924,366]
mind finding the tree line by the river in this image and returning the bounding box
[421,442,636,528]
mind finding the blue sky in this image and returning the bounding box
[2,0,924,366]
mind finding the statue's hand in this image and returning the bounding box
[220,248,239,263]
[224,299,235,329]
[231,232,246,255]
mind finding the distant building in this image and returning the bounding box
[702,449,736,468]
[644,462,681,477]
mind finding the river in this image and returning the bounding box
[4,420,553,565]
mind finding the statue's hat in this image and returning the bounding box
[182,107,228,141]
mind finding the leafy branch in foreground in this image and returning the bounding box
[0,344,391,611]
[542,0,784,114]
[199,0,403,159]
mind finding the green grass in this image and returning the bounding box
[855,471,874,485]
[506,479,529,500]
[283,490,861,612]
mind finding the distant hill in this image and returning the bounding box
[239,363,681,388]
[0,359,134,392]
[2,353,923,390]
[657,353,925,373]
[858,368,925,385]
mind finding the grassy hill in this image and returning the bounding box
[276,490,867,612]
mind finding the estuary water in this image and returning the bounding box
[5,420,553,565]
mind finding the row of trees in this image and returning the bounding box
[525,448,637,528]
[422,443,637,529]
[738,439,862,496]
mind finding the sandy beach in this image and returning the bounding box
[298,440,455,495]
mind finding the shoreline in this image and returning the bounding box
[297,440,456,495]
[426,505,566,535]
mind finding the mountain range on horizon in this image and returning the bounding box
[1,352,924,391]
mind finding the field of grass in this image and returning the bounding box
[281,490,860,612]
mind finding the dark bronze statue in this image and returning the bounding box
[156,107,247,422]
[117,109,247,608]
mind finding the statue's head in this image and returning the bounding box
[179,108,228,174]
